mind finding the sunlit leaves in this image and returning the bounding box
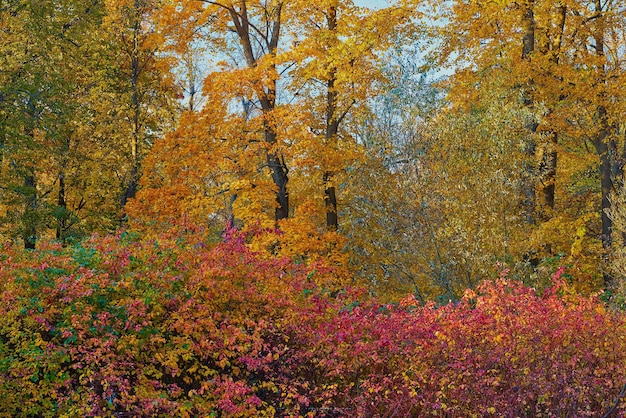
[423,0,626,284]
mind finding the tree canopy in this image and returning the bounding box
[2,0,626,298]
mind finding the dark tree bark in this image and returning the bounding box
[22,170,37,250]
[591,0,614,288]
[225,1,290,222]
[520,0,537,224]
[22,118,38,249]
[534,3,565,220]
[520,0,565,224]
[537,131,557,219]
[56,170,66,241]
[324,5,339,231]
[120,0,142,210]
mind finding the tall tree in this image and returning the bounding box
[175,0,291,222]
[0,0,91,247]
[285,0,408,231]
[103,0,179,211]
[134,0,410,237]
[426,0,626,284]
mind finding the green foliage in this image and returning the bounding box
[0,0,179,248]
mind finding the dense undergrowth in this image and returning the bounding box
[0,227,625,417]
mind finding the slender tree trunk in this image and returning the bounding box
[324,171,338,229]
[259,78,289,221]
[265,130,289,221]
[229,1,290,222]
[534,3,565,220]
[594,109,614,288]
[23,121,37,249]
[521,2,535,60]
[520,1,565,225]
[56,170,66,241]
[324,5,339,231]
[591,0,613,288]
[324,100,339,231]
[121,1,141,209]
[185,51,199,112]
[537,131,557,218]
[520,0,537,224]
[594,118,612,251]
[23,172,37,249]
[614,134,626,247]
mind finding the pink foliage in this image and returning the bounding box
[0,228,625,416]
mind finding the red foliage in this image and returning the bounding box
[0,228,625,416]
[281,277,626,416]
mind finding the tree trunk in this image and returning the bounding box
[594,123,612,252]
[23,170,37,249]
[324,4,339,231]
[56,170,66,241]
[266,141,289,221]
[533,3,565,220]
[593,110,614,289]
[521,1,534,60]
[120,1,141,211]
[520,0,565,225]
[591,0,613,288]
[22,119,37,249]
[520,0,537,224]
[229,1,290,222]
[537,131,557,219]
[324,172,338,230]
[121,165,139,209]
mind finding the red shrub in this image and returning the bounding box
[0,230,625,416]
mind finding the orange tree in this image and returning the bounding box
[127,1,411,262]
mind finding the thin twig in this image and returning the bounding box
[602,382,626,418]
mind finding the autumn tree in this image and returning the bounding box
[158,0,291,222]
[132,0,412,243]
[425,0,626,287]
[568,0,626,285]
[284,1,408,231]
[101,0,179,211]
[0,0,178,247]
[0,0,99,247]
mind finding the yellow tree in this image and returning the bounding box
[134,0,411,240]
[0,0,107,247]
[567,0,626,285]
[281,0,409,231]
[102,0,179,211]
[423,0,626,287]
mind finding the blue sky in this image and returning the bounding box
[356,0,391,9]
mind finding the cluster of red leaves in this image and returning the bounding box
[0,229,625,417]
[282,271,626,416]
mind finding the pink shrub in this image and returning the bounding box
[278,278,626,416]
[0,229,625,416]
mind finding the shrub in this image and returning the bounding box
[0,230,625,417]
